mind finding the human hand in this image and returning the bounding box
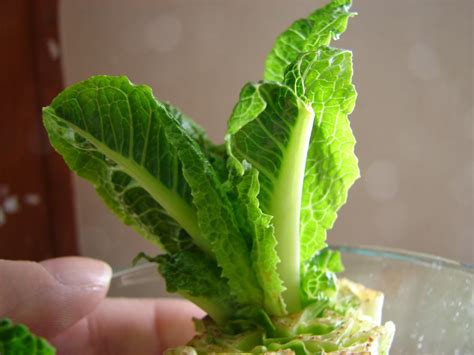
[0,257,205,354]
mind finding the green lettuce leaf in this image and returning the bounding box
[235,168,286,316]
[225,0,358,313]
[43,76,263,309]
[163,102,228,183]
[43,76,204,254]
[162,107,263,307]
[284,48,359,262]
[226,46,358,311]
[226,82,314,312]
[0,319,55,355]
[264,0,354,82]
[301,249,344,305]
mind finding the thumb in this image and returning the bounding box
[0,257,111,338]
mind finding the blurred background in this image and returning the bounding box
[1,0,472,281]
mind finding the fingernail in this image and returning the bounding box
[41,257,112,288]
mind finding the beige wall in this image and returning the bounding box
[59,0,473,278]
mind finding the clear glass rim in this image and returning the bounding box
[331,244,474,274]
[111,245,474,288]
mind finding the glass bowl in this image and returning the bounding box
[109,246,474,354]
[333,246,473,354]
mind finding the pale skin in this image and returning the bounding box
[0,257,205,355]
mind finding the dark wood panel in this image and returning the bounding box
[31,0,77,256]
[0,0,77,260]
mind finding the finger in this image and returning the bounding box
[0,257,111,338]
[51,298,205,355]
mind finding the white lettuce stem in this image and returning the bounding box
[270,102,315,313]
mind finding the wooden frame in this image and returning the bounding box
[32,0,77,256]
[0,0,77,260]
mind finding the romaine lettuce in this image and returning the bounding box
[42,0,395,353]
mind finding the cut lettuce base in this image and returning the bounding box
[165,279,395,355]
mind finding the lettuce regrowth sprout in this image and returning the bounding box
[43,0,395,353]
